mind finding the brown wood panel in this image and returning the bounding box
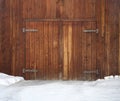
[25,22,30,79]
[72,22,82,80]
[68,22,73,79]
[0,0,3,72]
[91,22,97,80]
[37,22,44,79]
[105,0,120,76]
[10,0,24,76]
[44,22,49,79]
[25,21,59,80]
[48,22,53,79]
[119,13,120,75]
[85,22,92,80]
[63,22,69,80]
[17,0,25,77]
[22,0,57,19]
[46,0,56,18]
[30,22,35,79]
[82,22,98,80]
[96,0,105,79]
[52,22,59,79]
[63,21,98,80]
[81,22,87,80]
[34,22,39,79]
[22,0,97,19]
[1,0,120,80]
[0,0,11,74]
[63,0,96,19]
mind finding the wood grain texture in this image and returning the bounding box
[0,0,3,72]
[22,0,96,19]
[119,13,120,75]
[10,0,24,76]
[0,0,11,74]
[0,0,120,80]
[63,23,69,79]
[96,0,105,78]
[105,0,119,76]
[25,22,59,80]
[62,21,98,80]
[101,0,105,37]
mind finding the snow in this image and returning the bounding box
[0,73,120,101]
[0,73,24,86]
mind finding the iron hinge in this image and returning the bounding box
[83,29,99,33]
[22,68,38,73]
[22,28,38,33]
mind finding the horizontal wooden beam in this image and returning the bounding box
[24,18,97,22]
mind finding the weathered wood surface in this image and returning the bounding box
[105,0,120,76]
[118,13,120,74]
[0,0,11,74]
[0,0,120,80]
[22,0,96,19]
[25,22,59,80]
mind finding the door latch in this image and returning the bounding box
[83,29,99,33]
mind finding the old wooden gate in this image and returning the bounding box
[23,21,59,80]
[23,20,98,80]
[18,0,101,80]
[63,21,98,80]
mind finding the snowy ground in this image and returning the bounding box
[0,73,120,101]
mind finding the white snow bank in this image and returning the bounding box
[0,75,120,101]
[0,73,24,86]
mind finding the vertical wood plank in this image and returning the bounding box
[105,24,110,75]
[72,22,82,79]
[91,22,97,80]
[101,0,105,37]
[43,22,49,79]
[77,22,82,79]
[34,22,37,79]
[68,22,72,79]
[30,22,35,79]
[25,22,30,79]
[17,0,25,77]
[63,23,68,80]
[71,22,75,79]
[39,22,44,79]
[53,22,59,79]
[54,22,61,79]
[119,13,120,75]
[11,0,17,75]
[86,22,92,80]
[82,22,87,80]
[48,22,53,79]
[0,0,2,70]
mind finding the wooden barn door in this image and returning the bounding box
[23,21,98,80]
[23,21,60,80]
[63,21,98,80]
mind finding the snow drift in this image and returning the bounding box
[0,73,24,86]
[0,73,120,101]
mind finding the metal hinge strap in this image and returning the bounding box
[83,29,99,33]
[22,68,38,73]
[22,28,38,33]
[83,70,99,74]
